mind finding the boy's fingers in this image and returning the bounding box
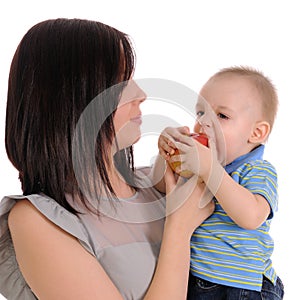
[178,126,190,135]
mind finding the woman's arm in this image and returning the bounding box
[9,172,213,300]
[9,200,123,300]
[149,154,167,193]
[145,167,214,299]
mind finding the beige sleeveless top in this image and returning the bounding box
[0,169,165,300]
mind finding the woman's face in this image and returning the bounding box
[113,80,146,150]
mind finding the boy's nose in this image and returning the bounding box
[194,112,213,135]
[199,113,212,127]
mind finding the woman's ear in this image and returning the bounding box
[249,121,271,144]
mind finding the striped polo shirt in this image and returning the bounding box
[190,145,278,291]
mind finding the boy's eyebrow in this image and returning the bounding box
[195,102,206,110]
[214,105,236,114]
[195,103,235,114]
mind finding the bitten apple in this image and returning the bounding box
[168,133,208,178]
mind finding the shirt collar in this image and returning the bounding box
[224,144,265,174]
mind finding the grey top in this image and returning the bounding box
[0,169,165,300]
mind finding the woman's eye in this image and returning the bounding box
[218,113,229,120]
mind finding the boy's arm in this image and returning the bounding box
[170,135,273,230]
[203,162,271,230]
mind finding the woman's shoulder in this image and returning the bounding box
[8,198,70,246]
[0,194,128,299]
[0,194,96,299]
[9,197,43,225]
[1,194,94,252]
[8,199,47,247]
[0,196,45,299]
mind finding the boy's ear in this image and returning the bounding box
[249,121,271,144]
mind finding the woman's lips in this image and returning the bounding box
[131,115,142,125]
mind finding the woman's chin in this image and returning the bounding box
[115,132,142,150]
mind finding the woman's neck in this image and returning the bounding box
[108,168,135,199]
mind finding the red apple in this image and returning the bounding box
[168,133,208,178]
[190,132,209,147]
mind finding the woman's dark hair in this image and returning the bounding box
[5,18,136,214]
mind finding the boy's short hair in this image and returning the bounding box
[209,66,278,132]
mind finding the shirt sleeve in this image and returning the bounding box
[238,160,278,219]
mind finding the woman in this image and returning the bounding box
[0,18,214,299]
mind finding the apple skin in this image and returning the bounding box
[190,132,208,147]
[168,133,208,178]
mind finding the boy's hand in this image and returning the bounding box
[169,135,218,179]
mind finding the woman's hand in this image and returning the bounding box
[164,164,215,235]
[144,165,214,300]
[158,126,190,160]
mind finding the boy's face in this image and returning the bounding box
[194,75,264,165]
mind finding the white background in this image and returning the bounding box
[0,1,298,299]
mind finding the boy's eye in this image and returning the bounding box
[196,111,205,118]
[217,113,229,120]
